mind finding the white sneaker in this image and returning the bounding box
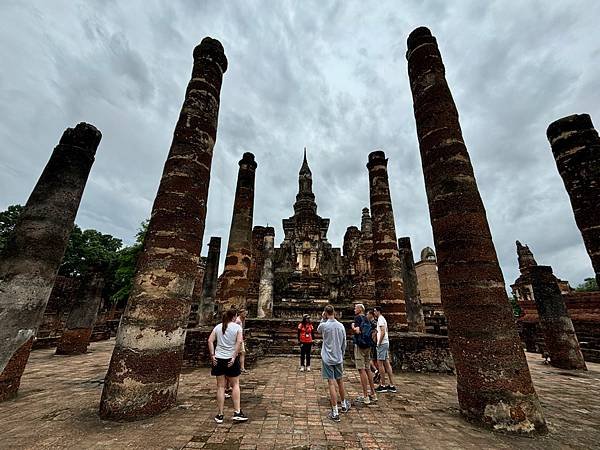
[300,366,305,372]
[306,366,311,372]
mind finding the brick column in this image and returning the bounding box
[529,265,587,370]
[55,270,105,355]
[257,227,275,318]
[547,114,600,286]
[216,152,257,313]
[198,237,221,326]
[406,27,546,433]
[0,123,101,401]
[398,237,425,333]
[367,151,406,328]
[99,37,227,420]
[247,226,267,316]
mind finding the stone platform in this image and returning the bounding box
[1,339,599,449]
[184,321,454,373]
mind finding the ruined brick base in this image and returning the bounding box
[182,319,454,374]
[0,337,33,402]
[55,328,93,355]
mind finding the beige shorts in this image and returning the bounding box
[240,341,246,354]
[354,345,371,370]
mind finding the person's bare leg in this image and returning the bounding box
[216,376,226,414]
[384,359,396,386]
[378,360,387,386]
[358,369,369,397]
[327,379,338,408]
[230,376,241,412]
[240,353,246,371]
[366,367,376,395]
[336,378,346,403]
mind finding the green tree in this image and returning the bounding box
[0,204,24,252]
[509,294,522,317]
[59,225,123,278]
[575,277,598,292]
[109,220,148,306]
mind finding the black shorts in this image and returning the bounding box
[211,357,241,378]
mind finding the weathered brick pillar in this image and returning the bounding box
[257,227,275,318]
[99,37,227,420]
[0,123,101,402]
[367,151,406,328]
[216,152,257,313]
[55,270,105,355]
[247,226,267,316]
[529,265,587,370]
[398,237,425,333]
[546,114,600,286]
[198,237,221,326]
[406,27,546,433]
[187,257,207,328]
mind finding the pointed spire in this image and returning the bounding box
[300,147,311,175]
[516,240,538,271]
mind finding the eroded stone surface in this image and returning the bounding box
[0,122,101,401]
[216,153,257,313]
[2,340,599,449]
[99,37,227,420]
[398,237,426,333]
[257,227,275,318]
[367,151,406,328]
[547,114,600,286]
[406,26,546,433]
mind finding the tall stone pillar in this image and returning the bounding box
[366,151,406,328]
[247,226,267,315]
[187,257,207,328]
[257,227,275,318]
[55,270,105,355]
[398,237,425,333]
[99,37,227,420]
[546,114,600,286]
[406,27,546,433]
[529,265,587,370]
[216,152,257,313]
[0,122,101,402]
[198,237,221,326]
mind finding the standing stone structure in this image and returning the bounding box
[198,237,221,326]
[100,37,228,420]
[529,265,587,370]
[398,237,426,333]
[547,114,600,286]
[187,258,207,328]
[215,152,257,313]
[246,226,268,315]
[406,27,546,433]
[257,227,275,318]
[55,270,105,355]
[0,122,101,402]
[367,151,406,328]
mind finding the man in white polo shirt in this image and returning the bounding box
[373,306,397,393]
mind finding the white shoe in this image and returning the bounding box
[300,366,305,372]
[306,366,311,372]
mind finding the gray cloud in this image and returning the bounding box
[0,0,598,289]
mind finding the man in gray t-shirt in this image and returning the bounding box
[317,305,350,422]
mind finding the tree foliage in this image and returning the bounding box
[109,220,148,306]
[575,277,598,292]
[59,225,123,277]
[0,204,24,252]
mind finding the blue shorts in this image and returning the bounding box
[322,363,343,380]
[377,343,390,361]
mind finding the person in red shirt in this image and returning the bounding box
[297,314,314,371]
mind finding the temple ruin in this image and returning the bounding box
[0,123,101,402]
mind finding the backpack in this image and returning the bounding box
[370,320,378,345]
[356,316,374,348]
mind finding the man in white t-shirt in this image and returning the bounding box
[373,306,397,393]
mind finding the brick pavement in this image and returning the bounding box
[0,339,599,449]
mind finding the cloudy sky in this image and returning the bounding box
[1,1,599,288]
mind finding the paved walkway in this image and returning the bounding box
[0,339,599,449]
